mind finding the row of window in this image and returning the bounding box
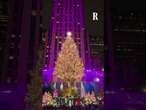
[56,4,80,11]
[55,23,81,31]
[55,13,80,22]
[55,32,81,37]
[55,4,80,22]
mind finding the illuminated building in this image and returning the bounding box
[47,0,89,68]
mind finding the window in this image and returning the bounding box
[65,0,68,10]
[9,56,14,60]
[11,34,16,38]
[32,0,37,10]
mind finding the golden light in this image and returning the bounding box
[67,32,72,36]
[53,32,84,83]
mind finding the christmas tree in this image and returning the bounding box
[25,69,42,110]
[25,35,45,110]
[53,32,84,84]
[25,48,43,110]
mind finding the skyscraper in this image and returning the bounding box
[111,11,146,90]
[89,35,104,69]
[0,0,43,110]
[0,0,9,83]
[48,0,87,68]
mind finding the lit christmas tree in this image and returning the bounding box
[53,32,84,84]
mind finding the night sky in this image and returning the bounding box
[43,0,103,37]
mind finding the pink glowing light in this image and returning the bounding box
[94,77,100,82]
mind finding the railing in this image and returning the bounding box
[43,104,99,110]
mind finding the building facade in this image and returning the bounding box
[48,0,88,68]
[0,0,43,110]
[0,0,9,84]
[112,11,146,90]
[89,35,103,69]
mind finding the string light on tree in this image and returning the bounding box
[53,32,84,84]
